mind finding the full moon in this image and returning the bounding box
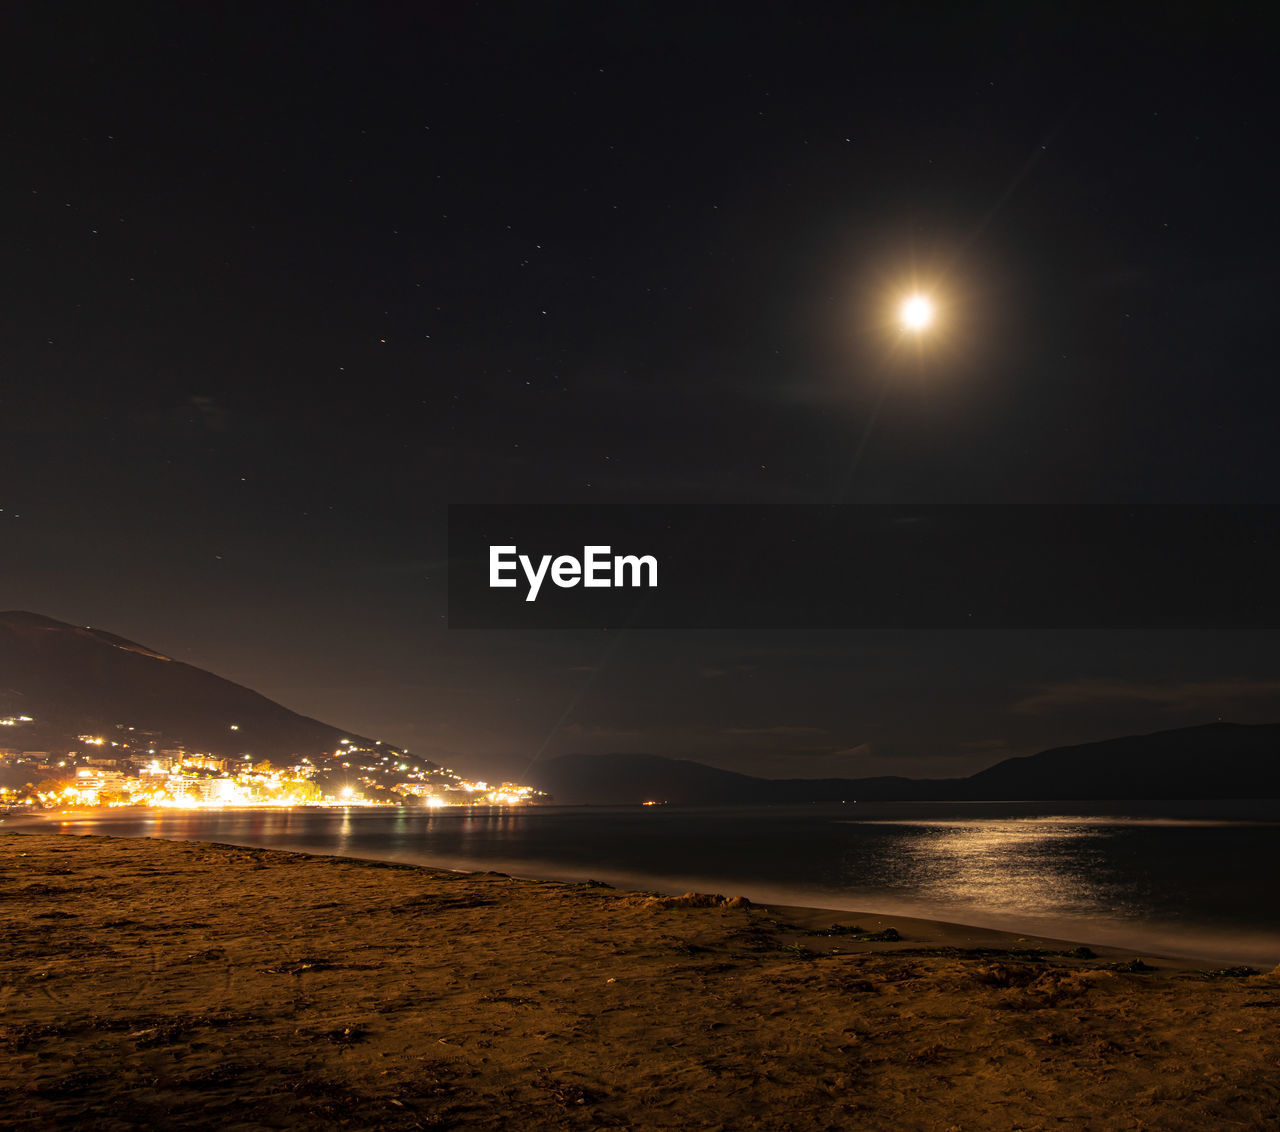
[900,294,935,332]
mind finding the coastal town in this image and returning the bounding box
[0,713,547,810]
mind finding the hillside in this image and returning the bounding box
[0,611,420,771]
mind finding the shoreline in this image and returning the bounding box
[9,810,1276,969]
[10,818,1200,967]
[3,830,1279,1128]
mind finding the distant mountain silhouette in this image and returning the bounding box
[531,722,1280,804]
[957,722,1280,801]
[527,752,950,805]
[6,610,1276,801]
[0,611,413,765]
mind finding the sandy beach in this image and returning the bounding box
[3,830,1278,1129]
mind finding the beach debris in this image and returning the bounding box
[906,1042,951,1065]
[264,957,334,976]
[321,1025,366,1045]
[533,1072,595,1108]
[972,963,1037,988]
[899,944,1095,961]
[671,892,727,907]
[632,892,752,910]
[125,1017,216,1047]
[0,1021,62,1051]
[1108,958,1156,973]
[809,924,902,942]
[667,938,712,956]
[975,966,1099,1011]
[477,992,538,1005]
[1202,966,1259,979]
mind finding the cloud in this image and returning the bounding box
[560,723,642,738]
[824,743,872,759]
[188,395,230,431]
[742,744,874,776]
[721,725,830,737]
[1012,677,1280,715]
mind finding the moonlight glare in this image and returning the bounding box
[900,294,935,332]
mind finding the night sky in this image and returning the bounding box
[4,3,1278,784]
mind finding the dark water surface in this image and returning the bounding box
[13,800,1280,966]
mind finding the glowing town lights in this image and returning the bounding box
[229,724,239,731]
[2,744,547,811]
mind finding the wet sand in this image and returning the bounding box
[3,830,1278,1129]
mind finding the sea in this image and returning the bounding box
[10,799,1280,967]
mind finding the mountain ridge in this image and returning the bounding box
[5,611,1277,802]
[0,610,399,766]
[529,721,1280,804]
